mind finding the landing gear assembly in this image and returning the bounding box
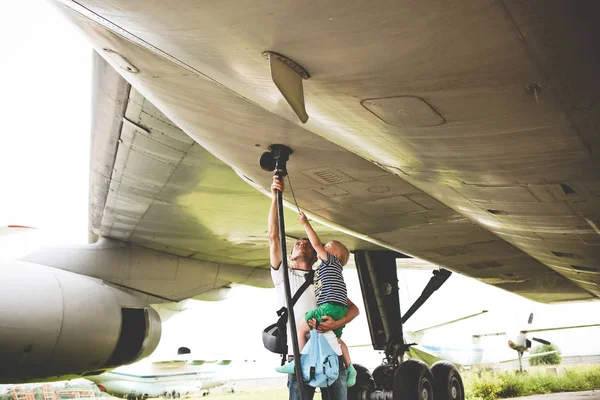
[349,251,465,400]
[160,391,181,399]
[127,394,148,400]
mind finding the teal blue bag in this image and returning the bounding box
[301,330,339,387]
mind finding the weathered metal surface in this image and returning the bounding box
[52,0,599,302]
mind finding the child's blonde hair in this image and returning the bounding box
[330,240,350,266]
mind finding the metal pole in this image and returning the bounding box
[260,144,306,399]
[275,171,307,400]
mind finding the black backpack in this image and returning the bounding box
[262,269,314,357]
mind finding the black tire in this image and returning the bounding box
[373,364,396,391]
[347,363,375,400]
[393,360,435,400]
[431,361,464,400]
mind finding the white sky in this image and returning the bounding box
[0,0,91,245]
[1,0,599,373]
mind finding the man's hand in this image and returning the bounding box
[298,211,309,226]
[308,316,340,333]
[268,174,284,268]
[271,175,284,197]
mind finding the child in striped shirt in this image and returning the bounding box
[276,211,357,387]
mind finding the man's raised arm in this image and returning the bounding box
[268,175,284,269]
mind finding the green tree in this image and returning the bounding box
[530,343,562,366]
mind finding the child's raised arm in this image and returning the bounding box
[298,212,328,261]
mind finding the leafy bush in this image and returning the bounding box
[464,365,600,400]
[467,371,503,400]
[530,344,562,366]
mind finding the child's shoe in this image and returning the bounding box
[347,364,357,387]
[275,360,296,374]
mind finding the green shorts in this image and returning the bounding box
[305,302,348,338]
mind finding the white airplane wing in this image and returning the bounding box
[498,351,557,364]
[45,1,600,304]
[472,332,507,339]
[150,350,258,368]
[411,310,489,334]
[521,323,600,334]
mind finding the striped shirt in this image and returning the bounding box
[314,252,347,306]
[271,263,342,355]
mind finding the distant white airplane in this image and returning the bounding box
[86,349,230,399]
[403,311,600,372]
[87,368,223,399]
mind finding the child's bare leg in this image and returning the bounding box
[297,319,310,351]
[339,337,357,387]
[338,338,352,367]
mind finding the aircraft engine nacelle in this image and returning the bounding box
[0,260,161,383]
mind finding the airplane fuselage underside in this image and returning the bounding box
[50,0,600,303]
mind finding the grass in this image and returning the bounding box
[185,387,311,400]
[193,389,288,400]
[464,364,600,400]
[3,366,599,400]
[185,366,600,400]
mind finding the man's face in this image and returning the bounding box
[290,239,314,262]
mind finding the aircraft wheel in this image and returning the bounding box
[431,361,464,400]
[174,392,181,399]
[347,363,375,400]
[165,392,173,399]
[393,360,435,400]
[373,364,396,391]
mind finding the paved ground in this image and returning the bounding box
[511,391,600,400]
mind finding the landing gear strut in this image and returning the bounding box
[351,251,464,400]
[517,351,526,374]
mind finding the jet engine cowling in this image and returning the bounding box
[0,260,161,383]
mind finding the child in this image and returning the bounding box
[276,211,357,387]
